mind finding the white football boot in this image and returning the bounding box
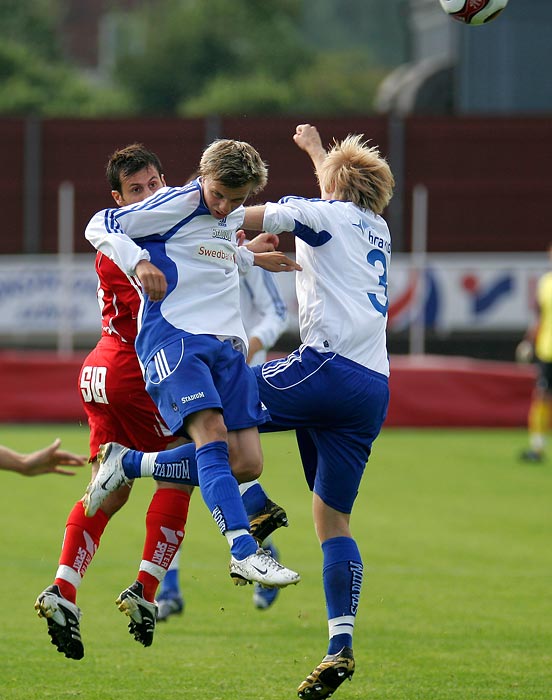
[229,548,300,588]
[82,442,131,516]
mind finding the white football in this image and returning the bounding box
[438,0,509,25]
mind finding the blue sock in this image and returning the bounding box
[196,441,251,534]
[121,449,143,478]
[231,533,258,560]
[241,481,269,517]
[153,443,198,484]
[159,569,179,596]
[322,536,363,655]
[121,443,199,484]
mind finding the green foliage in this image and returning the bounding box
[0,0,131,116]
[0,425,550,699]
[292,50,389,115]
[0,0,62,61]
[111,0,396,116]
[180,73,295,117]
[0,40,132,117]
[179,52,387,117]
[113,0,312,115]
[0,0,405,117]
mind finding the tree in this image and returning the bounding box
[112,0,397,116]
[0,0,131,116]
[0,0,62,61]
[291,50,389,116]
[0,0,404,118]
[112,0,312,115]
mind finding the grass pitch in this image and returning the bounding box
[0,424,550,699]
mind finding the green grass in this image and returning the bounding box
[0,424,550,699]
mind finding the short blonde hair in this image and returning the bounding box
[318,134,394,214]
[199,139,268,194]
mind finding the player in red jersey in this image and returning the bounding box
[35,143,292,658]
[35,144,195,658]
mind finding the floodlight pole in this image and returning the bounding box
[57,181,75,356]
[409,184,428,356]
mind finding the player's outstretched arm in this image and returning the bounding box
[0,438,86,476]
[253,251,302,273]
[293,124,327,176]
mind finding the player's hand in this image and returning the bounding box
[135,260,167,301]
[246,232,279,253]
[254,251,302,273]
[515,340,534,363]
[21,439,86,477]
[293,124,326,160]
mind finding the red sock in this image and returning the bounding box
[54,501,109,603]
[137,488,191,602]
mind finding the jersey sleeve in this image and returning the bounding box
[85,185,202,275]
[236,246,255,274]
[85,209,151,275]
[262,198,332,247]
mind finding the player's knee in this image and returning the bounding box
[230,453,263,482]
[186,408,227,446]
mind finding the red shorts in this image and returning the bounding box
[79,335,173,460]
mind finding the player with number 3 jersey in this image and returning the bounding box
[243,123,394,700]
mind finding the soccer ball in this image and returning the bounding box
[438,0,509,25]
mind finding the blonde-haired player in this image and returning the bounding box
[243,124,394,700]
[83,138,301,595]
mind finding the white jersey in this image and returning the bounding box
[263,196,390,376]
[239,265,288,365]
[85,180,250,365]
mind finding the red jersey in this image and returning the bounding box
[96,252,142,344]
[79,252,172,459]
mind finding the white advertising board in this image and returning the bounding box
[0,252,545,341]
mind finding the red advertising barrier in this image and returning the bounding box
[386,355,534,427]
[0,351,87,423]
[0,351,534,427]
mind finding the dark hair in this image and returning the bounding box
[106,143,164,193]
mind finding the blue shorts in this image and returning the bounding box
[254,346,389,513]
[144,333,270,436]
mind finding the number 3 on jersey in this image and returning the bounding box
[80,366,109,404]
[367,249,389,316]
